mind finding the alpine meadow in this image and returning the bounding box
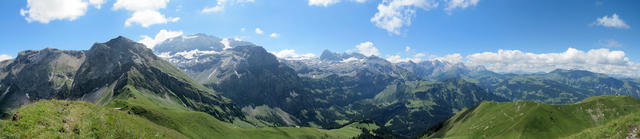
[1,0,639,138]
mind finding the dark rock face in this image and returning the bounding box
[0,36,243,122]
[156,41,312,113]
[0,48,85,112]
[70,36,161,101]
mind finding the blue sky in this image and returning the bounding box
[1,0,639,77]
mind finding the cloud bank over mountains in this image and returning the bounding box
[272,42,640,77]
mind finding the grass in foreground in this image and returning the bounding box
[424,95,640,139]
[0,100,186,138]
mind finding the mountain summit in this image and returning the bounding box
[0,36,243,121]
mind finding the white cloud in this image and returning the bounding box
[0,54,12,62]
[202,0,255,13]
[113,0,169,11]
[202,0,226,13]
[20,0,99,23]
[309,0,341,7]
[240,28,246,32]
[139,29,183,49]
[386,55,423,63]
[355,41,380,56]
[342,57,363,63]
[466,48,640,77]
[386,52,461,63]
[405,46,411,52]
[444,0,479,12]
[124,10,180,27]
[595,13,630,29]
[370,0,439,35]
[220,38,234,50]
[271,49,316,60]
[431,53,462,63]
[113,0,178,27]
[255,28,264,34]
[601,40,623,47]
[308,0,367,6]
[158,49,222,59]
[270,33,280,38]
[89,0,106,9]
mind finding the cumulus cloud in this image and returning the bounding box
[220,38,233,50]
[431,53,463,63]
[139,29,183,49]
[370,0,439,35]
[444,0,479,12]
[20,0,105,23]
[595,13,630,29]
[113,0,178,27]
[600,40,623,47]
[386,54,424,63]
[269,33,280,38]
[124,10,180,27]
[89,0,106,9]
[271,49,316,60]
[202,0,255,13]
[405,46,411,52]
[355,41,380,56]
[255,28,264,34]
[386,52,463,63]
[308,0,367,6]
[0,54,12,62]
[202,0,226,13]
[466,48,640,77]
[309,0,341,7]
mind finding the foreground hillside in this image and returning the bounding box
[0,100,186,138]
[423,95,640,138]
[0,100,374,138]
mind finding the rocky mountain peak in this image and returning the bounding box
[319,50,366,62]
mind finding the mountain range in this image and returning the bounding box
[1,34,640,138]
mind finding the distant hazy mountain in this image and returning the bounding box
[283,50,416,80]
[396,60,486,80]
[466,69,640,104]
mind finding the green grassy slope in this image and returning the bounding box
[567,111,640,139]
[423,95,640,139]
[1,99,373,139]
[109,94,369,139]
[0,100,186,138]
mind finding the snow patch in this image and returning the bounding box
[182,35,199,40]
[341,57,362,63]
[221,38,232,50]
[159,49,221,59]
[0,86,10,99]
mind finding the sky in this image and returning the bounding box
[0,0,639,77]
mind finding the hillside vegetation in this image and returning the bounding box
[0,100,186,138]
[423,95,640,138]
[1,98,373,139]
